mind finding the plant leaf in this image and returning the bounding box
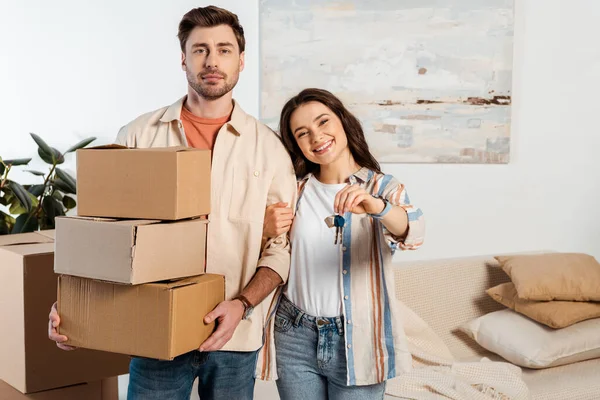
[65,137,96,153]
[0,221,9,235]
[8,190,38,215]
[28,184,46,197]
[55,168,77,194]
[53,178,76,195]
[52,148,65,164]
[12,213,38,234]
[42,196,65,222]
[7,180,32,212]
[0,210,15,224]
[38,147,54,164]
[3,158,32,167]
[30,133,53,157]
[55,168,76,190]
[25,169,46,176]
[52,190,63,201]
[62,195,76,210]
[37,146,64,165]
[9,199,29,215]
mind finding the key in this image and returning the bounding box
[333,215,345,245]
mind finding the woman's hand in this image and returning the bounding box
[334,185,385,215]
[263,202,294,237]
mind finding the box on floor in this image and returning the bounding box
[0,377,118,400]
[0,232,130,394]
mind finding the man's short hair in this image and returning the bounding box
[178,6,246,53]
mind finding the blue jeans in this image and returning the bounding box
[127,350,258,400]
[275,296,385,400]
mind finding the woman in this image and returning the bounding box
[263,88,425,400]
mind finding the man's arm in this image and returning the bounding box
[238,267,283,306]
[199,146,297,352]
[199,267,282,351]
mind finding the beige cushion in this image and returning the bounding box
[459,309,600,369]
[495,253,600,301]
[487,282,600,328]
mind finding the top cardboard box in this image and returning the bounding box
[77,145,211,220]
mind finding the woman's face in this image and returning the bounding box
[289,101,349,166]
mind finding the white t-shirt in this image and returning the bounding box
[284,175,346,317]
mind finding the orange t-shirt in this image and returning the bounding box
[180,106,231,150]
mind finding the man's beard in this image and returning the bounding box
[187,68,239,100]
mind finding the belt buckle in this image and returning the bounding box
[316,318,330,326]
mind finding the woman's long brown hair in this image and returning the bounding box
[279,88,381,179]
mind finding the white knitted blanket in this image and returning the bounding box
[386,302,530,400]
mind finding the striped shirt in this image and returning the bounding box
[257,167,425,385]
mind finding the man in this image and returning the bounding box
[48,6,296,400]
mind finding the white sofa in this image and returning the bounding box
[392,255,600,400]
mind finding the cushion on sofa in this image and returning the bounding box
[487,282,600,328]
[459,309,600,369]
[495,253,600,301]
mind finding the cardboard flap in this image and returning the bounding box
[116,220,161,227]
[57,216,118,223]
[166,274,222,289]
[54,217,137,283]
[145,275,208,290]
[83,144,129,150]
[141,146,189,152]
[0,232,54,247]
[81,144,194,152]
[131,219,207,284]
[165,277,201,289]
[56,216,161,227]
[0,242,54,256]
[37,229,56,240]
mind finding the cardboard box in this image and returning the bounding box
[76,145,211,220]
[55,216,208,284]
[0,233,130,394]
[0,377,118,400]
[58,274,225,360]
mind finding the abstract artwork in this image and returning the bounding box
[260,0,514,163]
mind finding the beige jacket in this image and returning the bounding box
[116,96,297,352]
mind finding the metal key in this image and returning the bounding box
[333,215,345,245]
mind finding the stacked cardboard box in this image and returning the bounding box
[0,232,129,396]
[55,146,225,361]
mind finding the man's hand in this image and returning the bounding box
[199,299,245,352]
[263,202,294,238]
[48,302,77,351]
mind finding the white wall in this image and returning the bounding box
[0,0,259,186]
[2,0,600,398]
[2,0,599,258]
[396,0,600,262]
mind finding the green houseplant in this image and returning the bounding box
[0,133,96,234]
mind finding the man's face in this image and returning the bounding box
[182,25,245,100]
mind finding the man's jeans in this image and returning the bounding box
[127,349,258,400]
[274,296,385,400]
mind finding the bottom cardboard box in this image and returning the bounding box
[59,274,225,360]
[0,377,117,400]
